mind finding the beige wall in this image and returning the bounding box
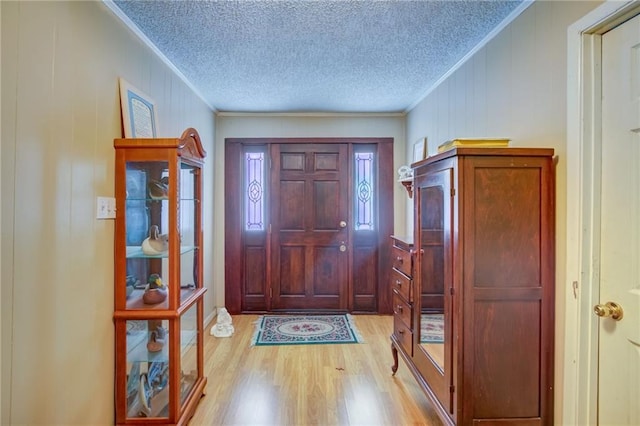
[213,113,407,308]
[1,2,215,424]
[405,0,602,422]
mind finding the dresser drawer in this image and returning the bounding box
[392,245,412,277]
[393,314,413,356]
[391,268,412,302]
[393,290,412,330]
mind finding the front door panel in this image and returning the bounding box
[271,144,349,310]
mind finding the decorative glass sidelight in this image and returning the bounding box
[355,152,374,230]
[245,152,265,231]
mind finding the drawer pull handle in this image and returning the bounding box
[398,329,405,334]
[395,280,402,286]
[396,256,404,263]
[397,305,403,313]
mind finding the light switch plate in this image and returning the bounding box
[96,196,116,219]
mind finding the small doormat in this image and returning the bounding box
[251,314,363,346]
[421,313,444,343]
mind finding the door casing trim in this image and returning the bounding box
[565,1,640,424]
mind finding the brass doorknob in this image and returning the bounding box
[594,301,624,321]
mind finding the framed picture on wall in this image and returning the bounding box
[413,137,427,162]
[119,78,157,138]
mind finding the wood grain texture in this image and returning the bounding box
[224,138,395,314]
[403,150,555,425]
[189,314,443,425]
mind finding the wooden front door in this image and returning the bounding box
[270,144,349,310]
[224,137,394,315]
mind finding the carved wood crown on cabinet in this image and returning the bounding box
[391,147,556,426]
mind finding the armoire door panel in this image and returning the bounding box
[472,166,542,287]
[472,301,541,419]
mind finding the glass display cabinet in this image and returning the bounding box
[113,128,207,425]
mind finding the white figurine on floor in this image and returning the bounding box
[210,307,234,337]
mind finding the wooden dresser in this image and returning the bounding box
[390,236,414,359]
[391,147,556,426]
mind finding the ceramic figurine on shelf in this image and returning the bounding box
[125,275,138,298]
[147,176,169,200]
[138,373,152,417]
[397,165,413,181]
[137,361,169,417]
[142,273,167,305]
[146,325,167,352]
[210,307,234,337]
[141,225,168,255]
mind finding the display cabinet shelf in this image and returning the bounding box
[126,331,198,363]
[114,128,207,425]
[125,197,198,202]
[121,289,198,311]
[125,245,197,258]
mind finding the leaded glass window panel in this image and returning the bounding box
[355,152,374,231]
[245,152,265,231]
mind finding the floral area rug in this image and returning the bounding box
[251,314,363,346]
[421,313,444,343]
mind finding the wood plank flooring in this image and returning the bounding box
[188,314,443,425]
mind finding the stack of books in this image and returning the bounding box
[437,138,510,153]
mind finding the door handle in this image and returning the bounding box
[339,241,347,252]
[339,220,347,228]
[594,301,624,321]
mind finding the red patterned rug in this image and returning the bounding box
[251,314,363,346]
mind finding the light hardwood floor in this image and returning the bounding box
[188,314,443,426]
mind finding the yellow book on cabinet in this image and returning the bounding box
[437,138,510,153]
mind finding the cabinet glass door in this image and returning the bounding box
[179,303,200,404]
[124,161,171,310]
[414,167,453,413]
[125,319,170,419]
[122,161,201,310]
[178,163,200,304]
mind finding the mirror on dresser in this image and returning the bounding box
[413,167,453,415]
[418,183,446,371]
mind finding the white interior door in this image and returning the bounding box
[599,13,640,425]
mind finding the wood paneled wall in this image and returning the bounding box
[404,1,602,422]
[1,2,214,424]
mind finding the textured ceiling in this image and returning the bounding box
[111,0,526,113]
